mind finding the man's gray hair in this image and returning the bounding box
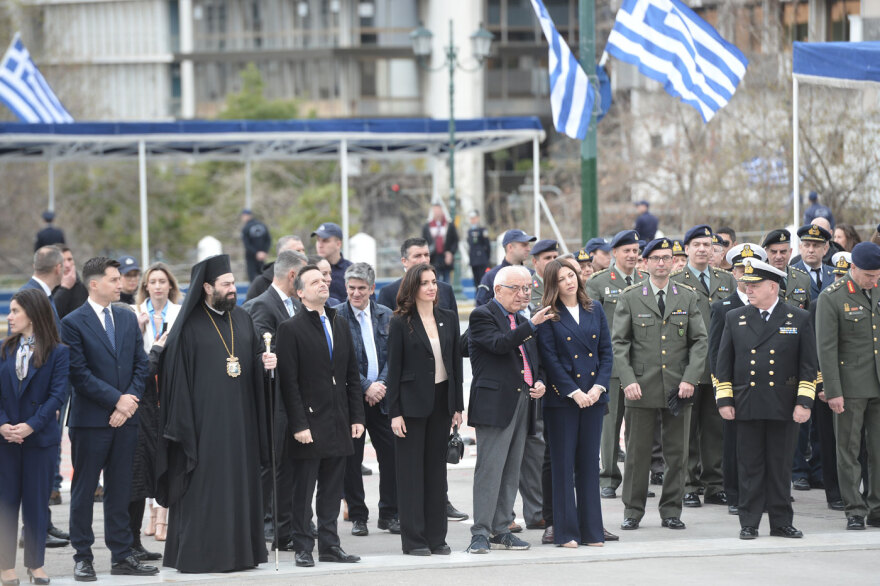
[34,246,63,275]
[274,250,308,278]
[494,265,531,288]
[345,262,376,288]
[276,235,303,255]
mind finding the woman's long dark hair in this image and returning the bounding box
[394,263,437,323]
[541,259,593,320]
[835,223,862,252]
[1,288,61,368]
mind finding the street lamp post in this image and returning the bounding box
[411,20,493,293]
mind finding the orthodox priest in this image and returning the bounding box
[156,254,274,573]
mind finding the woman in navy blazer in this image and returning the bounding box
[537,260,613,548]
[0,289,70,585]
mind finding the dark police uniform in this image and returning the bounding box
[612,273,707,525]
[816,260,880,526]
[671,259,735,503]
[467,224,491,288]
[715,297,816,534]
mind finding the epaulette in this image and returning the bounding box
[621,283,642,294]
[824,279,846,293]
[591,268,611,278]
[676,282,696,292]
[789,266,809,276]
[712,267,733,276]
[670,268,685,277]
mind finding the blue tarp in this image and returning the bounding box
[793,41,880,85]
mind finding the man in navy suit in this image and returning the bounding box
[61,257,156,581]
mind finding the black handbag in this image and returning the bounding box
[446,425,465,464]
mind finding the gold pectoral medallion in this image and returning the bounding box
[227,356,241,378]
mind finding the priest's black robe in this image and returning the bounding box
[156,305,269,573]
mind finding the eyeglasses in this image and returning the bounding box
[498,284,531,294]
[716,239,730,247]
[647,255,674,263]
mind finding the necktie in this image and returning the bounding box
[359,310,379,381]
[625,276,633,287]
[657,290,666,316]
[508,314,533,386]
[321,314,333,360]
[284,297,295,317]
[863,289,872,304]
[761,310,770,322]
[103,307,116,351]
[699,272,709,295]
[813,268,822,289]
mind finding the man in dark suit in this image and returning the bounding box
[61,257,156,580]
[715,258,817,539]
[466,266,552,554]
[334,263,398,537]
[378,237,458,314]
[276,265,365,568]
[34,210,65,251]
[245,235,306,301]
[475,230,536,307]
[242,249,307,549]
[707,243,766,515]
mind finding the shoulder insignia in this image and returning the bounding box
[677,282,696,292]
[826,279,845,292]
[789,266,808,276]
[591,268,611,278]
[670,269,685,278]
[713,267,733,275]
[621,283,642,294]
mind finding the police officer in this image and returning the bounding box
[586,230,647,498]
[240,209,272,282]
[816,242,880,530]
[529,240,559,310]
[708,243,767,515]
[475,229,536,307]
[467,211,492,289]
[761,229,811,310]
[613,238,708,530]
[715,258,816,540]
[671,225,736,507]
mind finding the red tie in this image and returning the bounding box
[508,314,534,386]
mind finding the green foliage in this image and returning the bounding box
[219,63,301,120]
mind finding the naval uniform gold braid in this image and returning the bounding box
[203,304,241,378]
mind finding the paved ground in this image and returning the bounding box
[8,318,880,583]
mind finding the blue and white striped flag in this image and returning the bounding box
[530,0,595,140]
[0,33,73,123]
[605,0,748,122]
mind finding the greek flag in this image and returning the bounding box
[0,33,73,123]
[530,0,595,140]
[605,0,748,122]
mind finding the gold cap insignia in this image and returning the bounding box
[672,241,683,253]
[744,264,754,274]
[780,233,787,241]
[577,249,590,261]
[836,257,850,268]
[742,245,754,258]
[661,240,669,248]
[808,225,821,237]
[704,228,711,236]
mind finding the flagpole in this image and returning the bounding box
[579,0,599,242]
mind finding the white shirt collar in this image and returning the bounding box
[87,297,113,325]
[351,302,371,320]
[759,297,780,317]
[271,283,290,302]
[32,276,52,296]
[737,288,750,305]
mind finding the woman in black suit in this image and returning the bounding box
[385,263,463,556]
[537,260,613,548]
[0,289,70,585]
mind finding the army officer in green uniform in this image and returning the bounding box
[816,241,880,530]
[613,237,708,530]
[671,225,736,507]
[715,258,816,540]
[586,230,647,498]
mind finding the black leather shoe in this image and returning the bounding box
[696,486,705,495]
[270,540,296,552]
[295,551,315,567]
[603,528,619,541]
[45,534,68,549]
[319,546,360,563]
[828,500,845,511]
[792,478,811,491]
[110,555,159,576]
[705,491,728,505]
[377,517,401,534]
[26,569,49,585]
[650,471,664,485]
[351,520,369,536]
[683,492,702,507]
[739,526,758,540]
[73,561,96,582]
[405,548,431,556]
[47,525,68,540]
[431,544,451,555]
[600,487,616,499]
[446,502,469,521]
[770,525,803,538]
[661,517,686,530]
[541,526,554,544]
[360,464,372,476]
[847,516,866,530]
[620,518,640,530]
[728,505,739,515]
[525,520,546,530]
[131,544,162,561]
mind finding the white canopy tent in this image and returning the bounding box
[791,41,880,228]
